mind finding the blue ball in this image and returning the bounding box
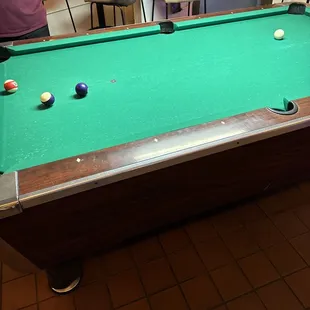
[75,82,88,97]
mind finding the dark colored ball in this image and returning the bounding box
[75,83,88,97]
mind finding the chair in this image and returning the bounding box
[151,0,205,21]
[85,0,146,29]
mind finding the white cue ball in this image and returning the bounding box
[274,29,284,40]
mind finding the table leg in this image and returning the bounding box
[96,3,107,28]
[46,260,82,294]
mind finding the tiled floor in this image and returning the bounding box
[2,182,310,310]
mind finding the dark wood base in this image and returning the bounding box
[1,126,310,269]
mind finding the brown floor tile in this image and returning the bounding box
[236,203,266,223]
[181,275,222,310]
[74,282,112,310]
[101,248,135,276]
[195,236,233,271]
[258,187,305,216]
[2,274,36,310]
[39,295,75,310]
[298,181,310,199]
[80,257,102,285]
[272,211,308,239]
[139,257,176,295]
[285,267,310,308]
[210,263,251,301]
[295,205,310,229]
[2,264,29,283]
[131,237,164,266]
[118,299,150,310]
[247,218,284,249]
[107,268,144,308]
[221,228,260,259]
[159,229,191,254]
[265,241,306,276]
[257,280,303,310]
[211,210,243,235]
[213,307,227,310]
[149,286,188,310]
[226,292,265,310]
[21,305,38,310]
[299,180,310,190]
[238,251,279,288]
[185,218,217,244]
[36,271,56,302]
[168,246,205,282]
[290,232,310,264]
[257,190,288,216]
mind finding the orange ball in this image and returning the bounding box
[4,79,18,93]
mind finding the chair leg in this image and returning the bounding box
[166,3,168,19]
[191,1,200,15]
[90,2,94,29]
[120,7,125,25]
[188,2,191,16]
[65,0,77,32]
[204,0,206,13]
[140,0,147,22]
[152,0,156,21]
[113,5,116,26]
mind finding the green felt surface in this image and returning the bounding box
[1,5,310,173]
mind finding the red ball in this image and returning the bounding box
[4,80,18,93]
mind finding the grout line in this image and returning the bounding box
[1,273,31,285]
[18,303,38,310]
[183,226,225,306]
[127,244,155,310]
[98,277,115,309]
[208,219,265,309]
[155,235,191,310]
[34,273,39,309]
[253,199,308,309]
[292,206,310,234]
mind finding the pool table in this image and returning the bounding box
[2,2,310,292]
